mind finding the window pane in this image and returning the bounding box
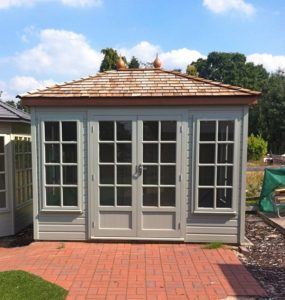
[45,144,60,163]
[143,165,158,185]
[198,188,214,208]
[218,144,233,164]
[0,191,6,208]
[46,166,60,185]
[46,187,60,206]
[0,137,4,153]
[100,165,114,184]
[143,144,158,163]
[0,174,5,190]
[199,166,215,186]
[143,121,158,141]
[99,144,114,162]
[217,188,232,208]
[62,144,77,163]
[161,143,176,163]
[218,121,234,141]
[63,166,77,184]
[0,155,4,172]
[99,121,114,141]
[45,122,59,141]
[117,143,132,163]
[117,121,132,141]
[160,187,175,206]
[217,166,233,186]
[117,187,132,206]
[100,187,114,206]
[143,187,158,206]
[199,144,215,164]
[63,187,78,206]
[200,121,216,141]
[117,165,132,184]
[161,166,175,185]
[161,121,176,141]
[62,122,77,141]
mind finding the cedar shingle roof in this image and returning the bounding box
[20,68,260,99]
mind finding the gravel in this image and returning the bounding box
[239,214,285,299]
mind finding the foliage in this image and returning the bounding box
[0,270,67,300]
[186,64,198,76]
[246,171,264,198]
[248,134,268,161]
[100,48,127,72]
[128,56,140,69]
[5,100,30,113]
[203,242,224,249]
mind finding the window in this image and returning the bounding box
[14,136,32,208]
[44,121,79,209]
[0,136,6,210]
[196,120,235,211]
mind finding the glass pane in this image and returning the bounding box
[217,166,233,186]
[45,122,59,141]
[160,187,175,206]
[143,121,158,141]
[62,144,77,163]
[46,166,60,185]
[117,121,132,141]
[0,155,4,172]
[218,121,234,141]
[63,187,78,206]
[117,187,132,206]
[100,165,114,184]
[99,121,114,141]
[161,166,175,185]
[62,122,77,141]
[0,191,6,208]
[99,143,114,162]
[143,187,158,206]
[0,174,5,190]
[218,144,233,164]
[117,165,132,184]
[46,187,60,206]
[63,166,77,184]
[100,187,114,206]
[161,121,176,141]
[200,121,216,141]
[217,188,232,208]
[161,143,176,163]
[117,143,131,163]
[199,166,215,186]
[45,144,60,163]
[143,166,158,185]
[198,188,214,208]
[199,144,215,164]
[143,144,158,163]
[0,137,4,153]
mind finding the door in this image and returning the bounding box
[90,114,182,239]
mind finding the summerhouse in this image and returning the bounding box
[20,58,260,244]
[0,101,32,237]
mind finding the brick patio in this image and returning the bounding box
[0,242,266,299]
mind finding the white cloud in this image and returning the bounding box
[203,0,255,15]
[247,53,285,73]
[61,0,102,7]
[0,0,34,9]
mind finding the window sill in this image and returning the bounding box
[0,208,9,214]
[41,208,82,213]
[193,210,237,215]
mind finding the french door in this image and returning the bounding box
[89,114,182,239]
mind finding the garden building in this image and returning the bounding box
[20,58,260,244]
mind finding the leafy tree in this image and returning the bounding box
[5,100,29,112]
[186,64,198,76]
[247,134,268,161]
[100,48,127,72]
[129,56,140,69]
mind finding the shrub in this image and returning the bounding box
[246,171,264,198]
[247,134,268,161]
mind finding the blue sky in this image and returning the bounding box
[0,0,284,99]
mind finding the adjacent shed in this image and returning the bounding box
[0,101,32,237]
[20,64,260,244]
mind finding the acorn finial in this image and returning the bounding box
[153,54,162,68]
[116,56,126,70]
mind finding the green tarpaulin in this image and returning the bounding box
[259,168,285,212]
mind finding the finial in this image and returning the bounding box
[153,54,162,68]
[116,56,126,70]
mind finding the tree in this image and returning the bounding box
[99,48,127,72]
[247,134,268,161]
[5,100,29,112]
[129,56,140,69]
[186,64,198,76]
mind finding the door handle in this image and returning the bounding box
[136,164,143,176]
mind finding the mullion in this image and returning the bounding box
[114,121,117,207]
[214,120,218,209]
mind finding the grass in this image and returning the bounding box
[0,270,67,300]
[203,242,224,249]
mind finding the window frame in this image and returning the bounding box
[194,118,239,214]
[0,134,8,212]
[40,115,83,212]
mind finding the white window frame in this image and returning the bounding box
[194,118,239,214]
[39,114,83,212]
[0,134,8,212]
